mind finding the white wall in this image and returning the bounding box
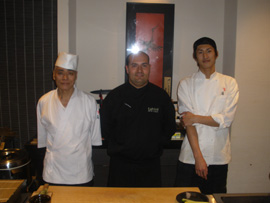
[58,0,270,193]
[58,0,69,52]
[60,0,225,101]
[227,0,270,193]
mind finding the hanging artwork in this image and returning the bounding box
[126,3,175,96]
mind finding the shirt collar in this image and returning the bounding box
[70,85,78,98]
[56,85,78,99]
[196,70,217,80]
[126,81,149,97]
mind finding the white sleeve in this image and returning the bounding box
[37,101,47,148]
[90,100,102,146]
[177,79,194,114]
[211,78,239,129]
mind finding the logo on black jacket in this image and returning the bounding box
[148,107,159,113]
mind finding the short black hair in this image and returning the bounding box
[193,37,218,59]
[126,51,150,66]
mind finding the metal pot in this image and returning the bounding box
[0,148,31,185]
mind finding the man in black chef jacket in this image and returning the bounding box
[100,51,176,187]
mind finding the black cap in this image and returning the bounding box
[193,37,217,58]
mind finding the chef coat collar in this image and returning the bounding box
[56,85,78,99]
[126,81,149,97]
[196,70,217,80]
[70,85,78,98]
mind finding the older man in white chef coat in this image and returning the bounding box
[37,52,102,186]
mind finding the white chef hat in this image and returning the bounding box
[55,52,79,71]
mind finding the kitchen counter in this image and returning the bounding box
[0,180,25,203]
[34,186,216,203]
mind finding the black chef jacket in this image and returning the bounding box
[100,82,176,162]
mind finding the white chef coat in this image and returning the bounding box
[177,70,239,165]
[37,87,102,184]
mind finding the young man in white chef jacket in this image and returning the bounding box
[175,37,239,194]
[37,52,102,186]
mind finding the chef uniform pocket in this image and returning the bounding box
[212,95,227,114]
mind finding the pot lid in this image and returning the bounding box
[0,148,30,170]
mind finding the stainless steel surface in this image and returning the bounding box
[0,149,30,170]
[213,193,270,203]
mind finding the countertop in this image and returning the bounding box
[35,186,216,203]
[0,180,25,203]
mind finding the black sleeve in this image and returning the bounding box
[161,93,176,144]
[100,93,113,141]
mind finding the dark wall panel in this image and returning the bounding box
[0,0,57,148]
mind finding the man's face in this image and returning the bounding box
[53,66,77,91]
[125,53,151,89]
[195,44,218,71]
